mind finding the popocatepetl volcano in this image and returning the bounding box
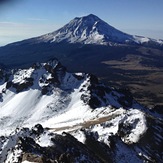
[9,14,163,46]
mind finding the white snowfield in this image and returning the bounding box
[0,60,147,146]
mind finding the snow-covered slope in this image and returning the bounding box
[0,59,163,162]
[12,14,163,46]
[0,59,144,136]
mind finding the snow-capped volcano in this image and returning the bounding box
[48,14,133,45]
[20,14,163,46]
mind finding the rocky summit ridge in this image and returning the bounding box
[0,59,163,162]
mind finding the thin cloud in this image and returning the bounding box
[0,21,23,25]
[0,21,61,46]
[27,18,47,21]
[0,21,28,29]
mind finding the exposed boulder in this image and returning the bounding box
[6,81,13,89]
[41,85,50,95]
[32,124,44,135]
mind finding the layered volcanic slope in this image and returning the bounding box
[33,14,163,45]
[4,14,163,46]
[0,59,163,162]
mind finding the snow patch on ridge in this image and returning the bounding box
[75,107,147,145]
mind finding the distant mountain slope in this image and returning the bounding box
[6,14,163,46]
[36,14,163,46]
[0,59,163,163]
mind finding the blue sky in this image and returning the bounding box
[0,0,163,46]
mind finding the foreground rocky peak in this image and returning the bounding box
[0,59,163,162]
[0,58,135,109]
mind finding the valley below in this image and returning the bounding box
[101,49,163,107]
[60,45,163,108]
